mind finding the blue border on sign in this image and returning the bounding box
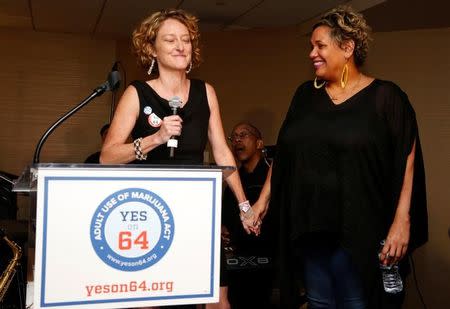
[39,176,217,307]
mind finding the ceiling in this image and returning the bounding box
[0,0,449,39]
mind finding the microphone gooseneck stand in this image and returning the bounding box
[33,70,121,164]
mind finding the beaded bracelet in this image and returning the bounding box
[133,137,147,160]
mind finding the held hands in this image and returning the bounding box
[240,208,260,235]
[156,115,183,144]
[246,199,269,236]
[239,203,265,236]
[379,214,411,265]
[239,200,255,234]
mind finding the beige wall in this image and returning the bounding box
[0,29,116,175]
[196,27,312,143]
[117,26,450,308]
[366,28,450,308]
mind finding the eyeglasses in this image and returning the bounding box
[227,131,254,143]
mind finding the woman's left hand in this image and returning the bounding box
[379,215,410,265]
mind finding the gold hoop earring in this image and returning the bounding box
[314,77,326,89]
[340,63,349,88]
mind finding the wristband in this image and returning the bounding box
[238,200,251,213]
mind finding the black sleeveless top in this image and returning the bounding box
[130,79,210,164]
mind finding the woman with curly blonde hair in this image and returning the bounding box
[252,6,427,309]
[101,9,258,309]
[131,9,201,76]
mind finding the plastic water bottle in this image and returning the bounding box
[379,240,403,294]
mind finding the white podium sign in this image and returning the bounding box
[33,166,222,308]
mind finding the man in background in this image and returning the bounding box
[222,122,276,309]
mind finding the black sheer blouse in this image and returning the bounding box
[272,79,427,308]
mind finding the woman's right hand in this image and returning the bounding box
[250,199,269,236]
[252,199,269,221]
[156,115,183,144]
[250,164,272,236]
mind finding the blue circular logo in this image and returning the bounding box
[90,188,174,271]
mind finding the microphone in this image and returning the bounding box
[111,61,119,71]
[109,61,121,122]
[96,70,121,94]
[33,69,122,163]
[167,96,182,158]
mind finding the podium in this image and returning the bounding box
[14,163,232,309]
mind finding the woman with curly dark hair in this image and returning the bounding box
[253,6,428,309]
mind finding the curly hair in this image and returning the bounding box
[132,9,201,73]
[313,6,372,67]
